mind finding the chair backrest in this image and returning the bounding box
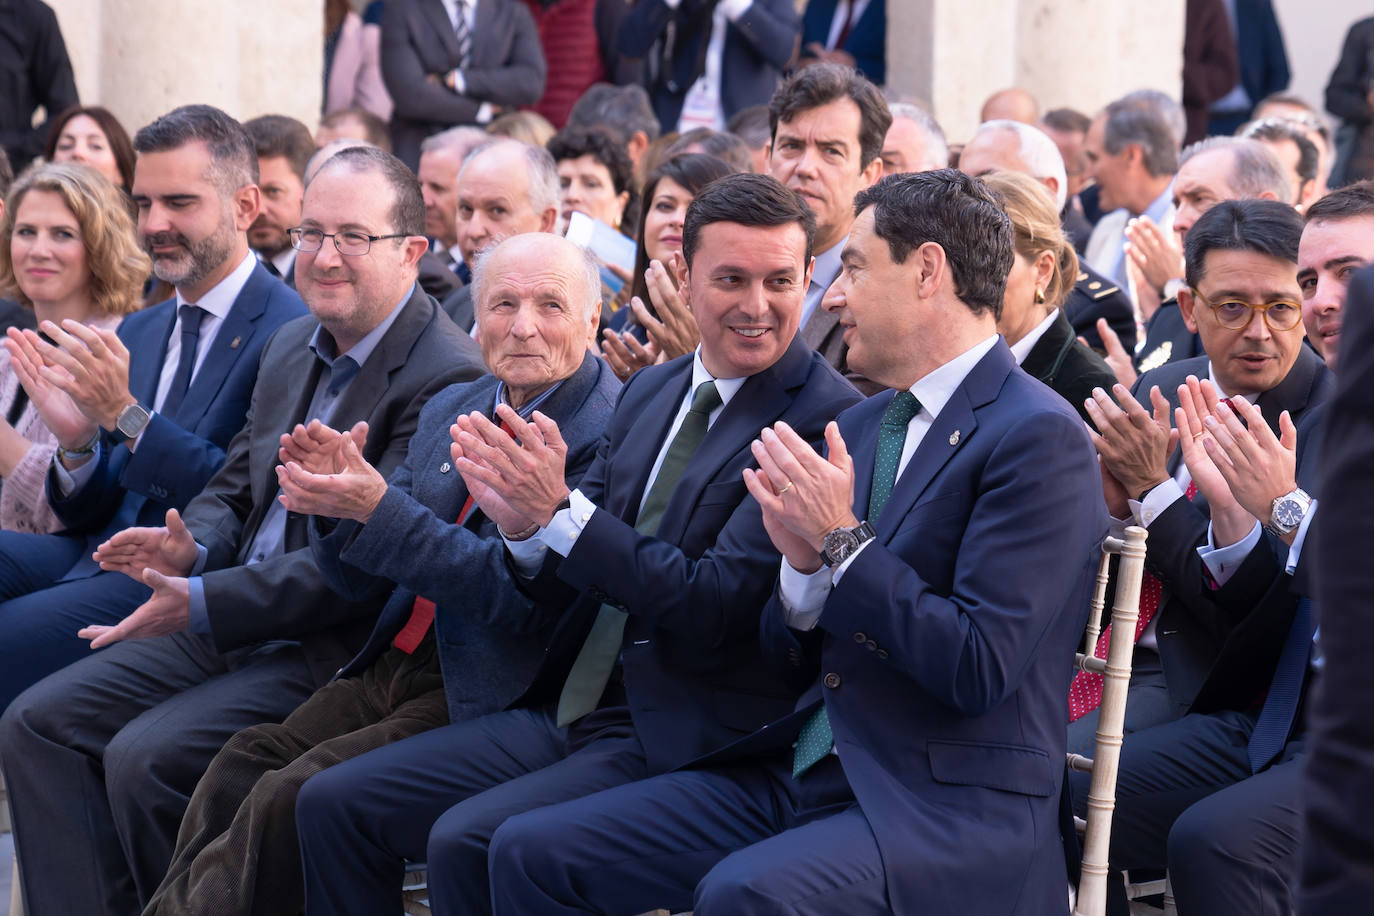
[1069,526,1148,916]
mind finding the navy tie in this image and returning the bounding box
[161,304,205,418]
[1247,596,1314,773]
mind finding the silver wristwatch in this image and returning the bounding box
[110,402,152,445]
[821,521,875,568]
[1265,488,1312,537]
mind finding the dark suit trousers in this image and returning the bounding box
[0,531,152,709]
[488,754,883,915]
[145,634,448,916]
[1066,649,1175,757]
[0,630,316,916]
[296,701,646,916]
[1069,709,1303,916]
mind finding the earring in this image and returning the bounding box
[1035,288,1046,304]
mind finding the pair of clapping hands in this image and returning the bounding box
[600,256,700,381]
[1084,375,1296,545]
[3,320,139,456]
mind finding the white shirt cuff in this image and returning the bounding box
[1197,520,1261,587]
[778,558,832,630]
[662,0,683,9]
[451,69,466,94]
[1129,478,1184,528]
[1286,498,1317,575]
[476,102,494,124]
[503,487,596,576]
[53,441,102,496]
[718,0,752,19]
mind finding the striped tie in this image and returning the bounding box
[452,0,471,68]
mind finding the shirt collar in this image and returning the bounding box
[176,251,256,320]
[309,284,413,370]
[909,334,1001,422]
[269,247,297,278]
[690,348,747,410]
[1143,183,1174,223]
[495,378,564,419]
[1008,308,1060,365]
[1205,360,1259,402]
[809,237,845,292]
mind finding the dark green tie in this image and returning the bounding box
[556,380,723,726]
[793,389,922,777]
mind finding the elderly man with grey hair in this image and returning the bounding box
[143,232,621,916]
[440,137,561,332]
[879,102,949,176]
[960,118,1138,354]
[419,126,490,280]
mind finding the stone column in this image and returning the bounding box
[888,0,1185,143]
[46,0,322,139]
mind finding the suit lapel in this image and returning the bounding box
[127,302,176,405]
[422,0,464,63]
[327,289,432,444]
[1255,345,1326,431]
[614,361,690,526]
[172,265,273,426]
[801,305,838,350]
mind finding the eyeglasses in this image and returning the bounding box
[288,227,408,257]
[1191,289,1303,332]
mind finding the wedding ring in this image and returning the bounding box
[778,480,795,496]
[1192,430,1206,440]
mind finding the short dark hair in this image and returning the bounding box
[1242,118,1319,189]
[44,105,137,192]
[546,127,634,196]
[726,105,772,150]
[244,114,316,181]
[1041,107,1091,136]
[853,169,1013,318]
[1184,198,1303,288]
[0,148,12,198]
[1101,97,1179,177]
[318,107,391,151]
[665,128,753,173]
[314,145,426,236]
[567,83,661,148]
[133,104,258,193]
[682,173,815,269]
[769,63,892,169]
[1305,180,1374,223]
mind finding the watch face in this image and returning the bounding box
[117,404,150,437]
[824,529,859,556]
[1274,499,1304,528]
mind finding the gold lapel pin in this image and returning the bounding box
[229,336,241,349]
[949,430,960,446]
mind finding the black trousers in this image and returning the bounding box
[1070,708,1304,916]
[0,630,316,916]
[145,634,448,916]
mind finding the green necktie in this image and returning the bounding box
[793,389,922,777]
[555,380,723,726]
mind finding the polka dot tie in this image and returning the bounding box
[1067,479,1197,721]
[794,390,923,777]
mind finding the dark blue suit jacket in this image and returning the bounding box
[799,0,885,85]
[515,335,861,773]
[754,343,1106,914]
[619,0,797,134]
[314,353,621,721]
[47,263,307,577]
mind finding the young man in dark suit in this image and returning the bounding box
[293,173,862,915]
[0,105,307,708]
[379,0,547,169]
[485,169,1108,915]
[144,233,621,916]
[0,146,485,916]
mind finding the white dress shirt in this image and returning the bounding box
[778,334,1001,629]
[1008,308,1060,366]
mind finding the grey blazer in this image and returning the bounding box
[181,286,486,686]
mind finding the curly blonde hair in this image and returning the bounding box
[0,162,150,316]
[980,170,1078,310]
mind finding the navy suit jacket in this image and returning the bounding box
[751,342,1106,914]
[514,335,861,773]
[314,353,621,721]
[799,0,885,85]
[1134,298,1204,374]
[619,0,797,134]
[48,263,307,577]
[1130,346,1332,714]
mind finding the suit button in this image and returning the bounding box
[876,649,889,660]
[853,631,866,643]
[823,672,841,689]
[865,640,877,651]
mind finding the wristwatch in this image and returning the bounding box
[821,521,875,568]
[1265,487,1312,537]
[109,402,152,445]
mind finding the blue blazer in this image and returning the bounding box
[799,0,885,85]
[619,0,797,134]
[48,263,307,575]
[748,343,1106,915]
[314,353,622,722]
[515,335,861,773]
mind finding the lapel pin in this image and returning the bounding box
[440,461,452,474]
[229,336,241,349]
[948,430,960,446]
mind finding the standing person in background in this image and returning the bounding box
[0,0,78,168]
[43,106,136,196]
[0,163,149,533]
[243,115,316,286]
[324,0,394,123]
[1326,16,1374,185]
[797,0,885,86]
[1206,0,1289,138]
[521,0,637,129]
